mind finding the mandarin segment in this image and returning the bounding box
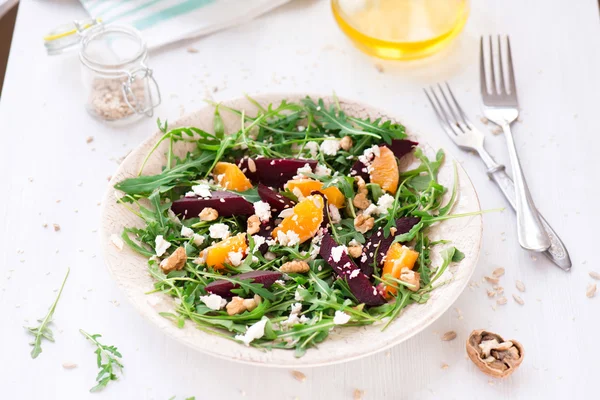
[213,162,253,192]
[284,179,345,208]
[205,233,248,270]
[381,243,419,297]
[369,146,399,194]
[272,195,324,244]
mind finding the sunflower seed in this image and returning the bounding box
[496,297,507,305]
[589,271,600,280]
[62,362,77,369]
[513,294,524,305]
[487,289,496,298]
[484,276,499,284]
[515,280,526,292]
[586,283,597,298]
[291,370,306,383]
[492,267,505,277]
[441,363,449,370]
[441,331,457,341]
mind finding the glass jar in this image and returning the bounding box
[45,20,161,125]
[331,0,470,60]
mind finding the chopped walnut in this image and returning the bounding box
[348,244,363,258]
[354,214,374,233]
[340,136,353,151]
[199,207,218,221]
[226,295,261,315]
[160,247,187,273]
[280,260,310,273]
[400,267,420,292]
[353,176,371,210]
[247,215,261,235]
[466,329,524,378]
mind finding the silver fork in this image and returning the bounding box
[424,83,571,271]
[480,35,550,252]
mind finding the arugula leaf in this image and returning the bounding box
[80,329,124,392]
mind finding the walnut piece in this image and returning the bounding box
[399,267,420,292]
[466,329,524,378]
[199,207,218,221]
[354,214,374,233]
[348,244,363,258]
[247,215,261,235]
[226,295,261,316]
[353,177,371,210]
[340,136,353,151]
[160,247,187,273]
[280,260,310,273]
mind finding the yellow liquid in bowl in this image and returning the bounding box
[331,0,470,60]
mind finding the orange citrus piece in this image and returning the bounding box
[381,243,419,297]
[205,233,248,270]
[369,146,399,194]
[285,179,345,208]
[213,162,253,192]
[272,195,324,244]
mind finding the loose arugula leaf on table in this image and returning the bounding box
[80,329,124,392]
[25,268,70,359]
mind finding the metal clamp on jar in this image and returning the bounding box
[44,19,161,125]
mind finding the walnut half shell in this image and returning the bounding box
[466,329,524,378]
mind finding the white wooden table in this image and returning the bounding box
[1,0,599,398]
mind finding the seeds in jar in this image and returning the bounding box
[88,77,146,121]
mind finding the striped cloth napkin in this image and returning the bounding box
[79,0,291,50]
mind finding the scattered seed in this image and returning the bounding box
[53,224,61,232]
[589,271,600,280]
[486,289,496,298]
[586,283,596,298]
[187,47,199,53]
[495,286,504,295]
[513,294,524,305]
[353,389,365,400]
[496,297,507,305]
[484,276,499,284]
[441,363,449,370]
[441,331,457,341]
[374,63,384,73]
[491,126,502,135]
[480,116,489,125]
[492,267,505,277]
[86,136,94,144]
[515,280,526,292]
[291,370,306,383]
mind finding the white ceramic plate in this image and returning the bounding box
[101,94,482,367]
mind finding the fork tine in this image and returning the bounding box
[444,82,474,128]
[506,35,517,95]
[487,36,497,94]
[426,87,464,137]
[437,83,462,128]
[479,37,488,95]
[423,88,455,138]
[496,35,505,94]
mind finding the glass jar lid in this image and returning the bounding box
[43,18,102,56]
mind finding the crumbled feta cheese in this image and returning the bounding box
[314,164,331,177]
[192,234,205,246]
[292,187,305,201]
[193,250,207,265]
[235,318,268,346]
[297,125,306,132]
[276,230,300,246]
[227,250,244,267]
[251,235,265,252]
[328,204,341,224]
[191,184,211,198]
[331,245,347,263]
[349,269,360,279]
[185,191,196,197]
[304,141,319,157]
[200,294,227,310]
[333,310,351,325]
[181,225,194,238]
[320,138,341,156]
[274,279,286,286]
[291,302,302,314]
[154,235,171,256]
[362,204,378,217]
[278,208,295,218]
[265,239,277,246]
[299,315,310,323]
[358,145,380,167]
[253,201,271,222]
[209,223,230,239]
[281,303,303,328]
[265,252,276,261]
[294,288,304,301]
[377,194,395,215]
[296,163,313,178]
[110,234,124,251]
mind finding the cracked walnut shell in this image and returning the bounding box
[466,329,524,378]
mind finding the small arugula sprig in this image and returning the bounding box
[25,267,70,359]
[80,329,124,392]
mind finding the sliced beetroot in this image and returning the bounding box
[171,191,254,219]
[258,183,295,212]
[350,160,370,182]
[359,216,421,277]
[320,234,386,306]
[205,270,282,297]
[238,158,317,188]
[389,139,418,159]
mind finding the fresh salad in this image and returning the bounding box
[114,96,466,357]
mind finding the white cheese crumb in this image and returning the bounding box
[358,145,380,167]
[295,163,313,178]
[277,230,300,246]
[291,302,302,314]
[320,138,341,156]
[181,225,194,238]
[110,234,124,251]
[376,194,395,215]
[227,250,244,267]
[304,141,319,157]
[333,310,351,325]
[192,234,205,246]
[362,204,378,217]
[253,201,272,222]
[200,294,227,310]
[209,223,230,239]
[328,204,341,223]
[251,235,266,252]
[331,245,347,263]
[235,318,268,346]
[295,288,304,301]
[314,164,331,177]
[192,184,211,198]
[155,235,171,256]
[281,302,303,328]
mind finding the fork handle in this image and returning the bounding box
[486,163,572,271]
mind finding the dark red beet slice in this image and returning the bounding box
[350,160,370,182]
[238,158,318,188]
[258,183,295,212]
[359,217,421,277]
[205,270,282,297]
[320,234,386,306]
[171,191,254,219]
[389,139,418,159]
